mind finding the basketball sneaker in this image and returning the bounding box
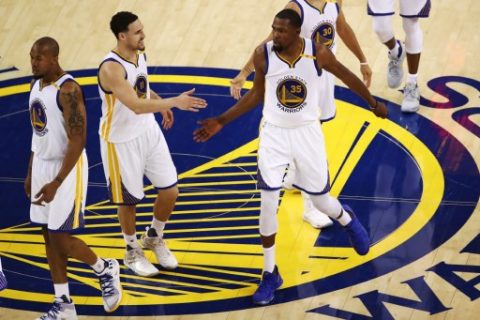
[95,258,122,312]
[124,246,160,277]
[302,194,333,229]
[401,82,420,112]
[253,266,283,305]
[387,40,406,89]
[141,227,178,270]
[343,205,370,255]
[0,270,7,291]
[36,295,77,320]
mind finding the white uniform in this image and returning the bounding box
[367,0,431,17]
[98,51,177,205]
[29,74,88,231]
[294,0,339,122]
[259,39,329,194]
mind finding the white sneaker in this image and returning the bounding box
[141,227,178,270]
[96,258,122,312]
[387,41,406,89]
[401,82,420,112]
[124,247,160,277]
[36,295,78,320]
[303,209,333,229]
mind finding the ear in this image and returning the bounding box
[296,27,301,35]
[119,32,126,41]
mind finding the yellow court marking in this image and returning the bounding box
[0,76,444,305]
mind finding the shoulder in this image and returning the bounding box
[285,1,302,14]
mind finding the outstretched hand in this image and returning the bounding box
[193,118,223,142]
[175,88,208,112]
[372,100,388,119]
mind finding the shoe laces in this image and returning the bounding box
[126,247,146,263]
[98,264,117,297]
[257,271,278,293]
[404,82,419,99]
[39,300,62,319]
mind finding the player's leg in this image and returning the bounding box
[143,125,179,269]
[400,0,431,112]
[253,123,289,305]
[100,136,159,277]
[368,0,406,89]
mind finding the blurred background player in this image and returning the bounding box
[27,37,122,319]
[230,0,372,229]
[98,12,207,277]
[368,0,431,112]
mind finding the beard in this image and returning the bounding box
[272,43,283,52]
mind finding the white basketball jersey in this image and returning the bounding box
[263,38,322,127]
[98,51,156,143]
[29,74,75,160]
[294,0,339,54]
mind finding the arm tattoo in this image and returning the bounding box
[61,87,85,136]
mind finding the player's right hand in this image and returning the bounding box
[372,100,388,119]
[230,74,247,100]
[175,88,207,112]
[193,118,223,142]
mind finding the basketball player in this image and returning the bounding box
[194,9,387,305]
[230,0,372,229]
[97,12,207,277]
[368,0,431,112]
[26,37,122,319]
[0,257,6,291]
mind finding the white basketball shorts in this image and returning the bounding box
[100,124,178,205]
[257,121,330,194]
[30,151,88,231]
[367,0,431,18]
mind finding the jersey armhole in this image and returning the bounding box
[98,58,127,94]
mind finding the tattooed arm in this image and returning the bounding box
[32,80,87,205]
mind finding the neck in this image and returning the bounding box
[42,66,64,83]
[114,44,137,63]
[282,38,304,58]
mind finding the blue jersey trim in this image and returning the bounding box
[291,0,304,23]
[311,42,322,76]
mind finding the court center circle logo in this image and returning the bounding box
[0,67,478,316]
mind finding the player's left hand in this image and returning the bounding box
[32,180,60,206]
[372,100,388,119]
[160,109,174,130]
[193,118,223,142]
[361,64,372,88]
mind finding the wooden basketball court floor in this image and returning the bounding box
[0,0,479,319]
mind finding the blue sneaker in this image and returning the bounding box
[343,205,370,255]
[253,266,283,305]
[0,270,7,291]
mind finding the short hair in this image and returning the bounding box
[110,11,139,38]
[33,37,59,56]
[275,9,302,28]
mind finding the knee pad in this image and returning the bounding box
[310,193,343,219]
[402,18,423,54]
[373,15,395,43]
[259,190,280,236]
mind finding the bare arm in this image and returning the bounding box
[315,43,387,118]
[194,45,267,142]
[32,81,87,204]
[230,1,300,99]
[336,4,372,87]
[99,61,206,114]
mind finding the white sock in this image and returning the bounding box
[54,283,70,300]
[407,73,418,84]
[302,192,314,213]
[263,245,275,273]
[389,40,400,58]
[91,257,106,273]
[123,233,139,249]
[151,217,166,238]
[336,208,352,226]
